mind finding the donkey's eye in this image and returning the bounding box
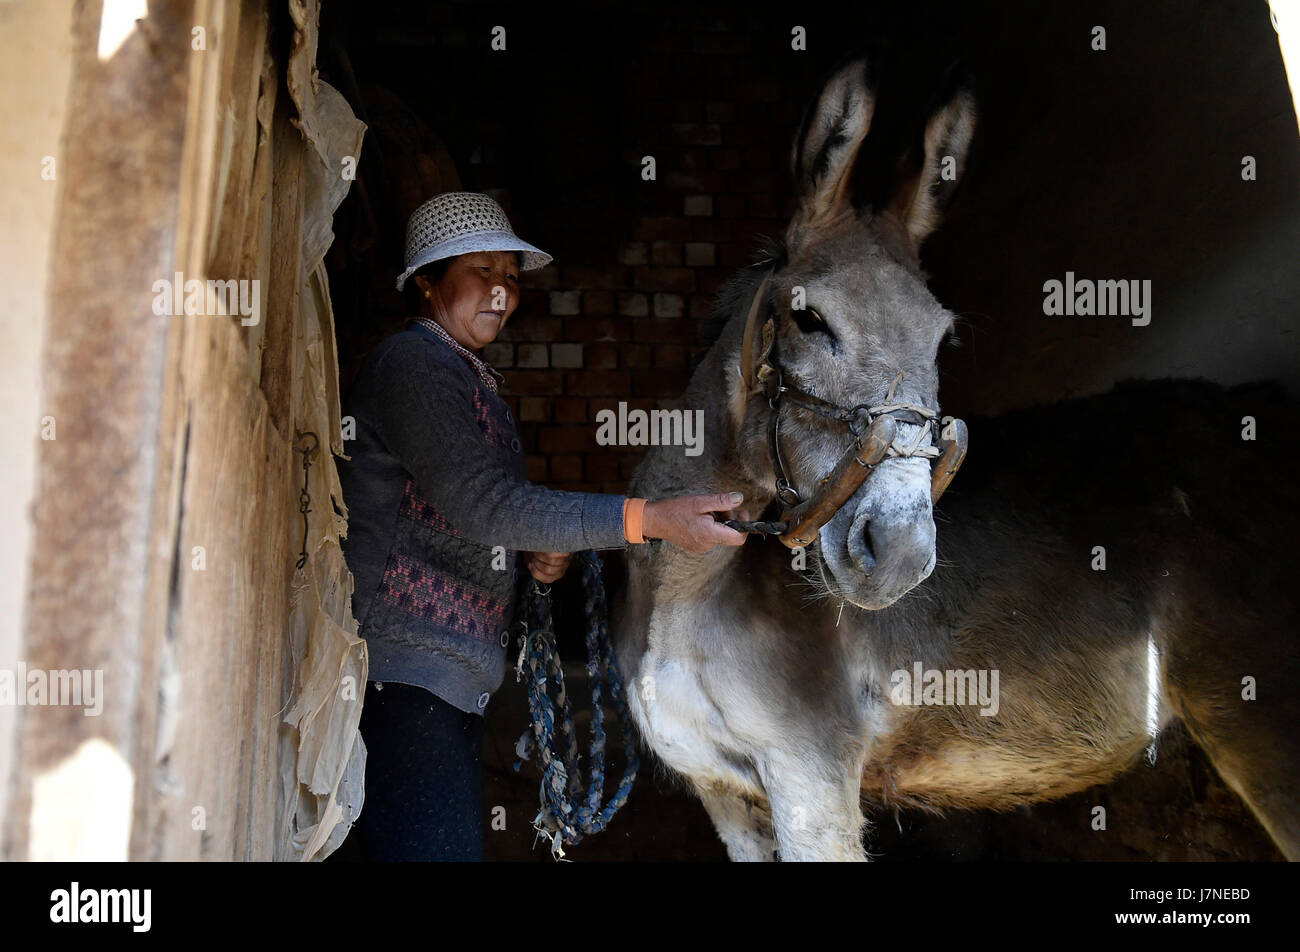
[791,306,836,338]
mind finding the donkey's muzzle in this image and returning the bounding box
[722,415,969,547]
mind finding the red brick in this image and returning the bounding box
[498,316,562,342]
[563,265,627,289]
[634,217,692,241]
[586,455,621,481]
[519,397,549,423]
[619,242,648,265]
[565,370,632,397]
[582,290,615,314]
[665,171,705,192]
[717,195,746,219]
[683,195,714,217]
[516,342,549,368]
[551,342,583,368]
[523,265,561,289]
[549,290,581,315]
[633,370,690,397]
[617,292,649,317]
[633,318,688,342]
[653,293,685,317]
[483,342,513,367]
[654,344,688,367]
[501,370,562,395]
[623,343,653,368]
[539,426,596,454]
[586,342,620,369]
[525,456,548,481]
[675,170,726,193]
[519,288,549,313]
[651,241,683,266]
[625,397,662,415]
[564,316,631,342]
[632,266,696,294]
[550,455,584,482]
[685,242,716,266]
[554,397,588,423]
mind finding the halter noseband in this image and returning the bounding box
[727,270,969,549]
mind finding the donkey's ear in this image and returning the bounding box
[786,57,876,246]
[888,84,976,250]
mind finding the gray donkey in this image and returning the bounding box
[610,57,1300,861]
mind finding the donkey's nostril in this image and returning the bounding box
[849,524,877,574]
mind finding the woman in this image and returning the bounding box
[338,191,749,861]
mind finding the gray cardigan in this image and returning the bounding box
[338,320,630,715]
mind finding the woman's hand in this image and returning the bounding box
[524,551,573,583]
[641,492,752,553]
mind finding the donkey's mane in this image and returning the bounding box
[691,233,789,372]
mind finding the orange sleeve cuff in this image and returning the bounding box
[623,497,648,544]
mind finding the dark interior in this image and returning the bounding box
[320,0,1297,860]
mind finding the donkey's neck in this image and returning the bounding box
[628,311,780,586]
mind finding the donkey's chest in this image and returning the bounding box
[622,599,773,797]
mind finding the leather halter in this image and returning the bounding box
[728,270,969,549]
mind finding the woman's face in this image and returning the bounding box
[415,250,521,351]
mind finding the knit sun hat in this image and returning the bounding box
[395,191,553,291]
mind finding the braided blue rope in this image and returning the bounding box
[512,549,640,859]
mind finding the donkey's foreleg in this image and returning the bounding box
[759,752,869,861]
[694,783,778,862]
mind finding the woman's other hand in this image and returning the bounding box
[524,551,572,583]
[642,492,752,553]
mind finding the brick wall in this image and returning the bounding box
[330,2,823,493]
[482,24,808,492]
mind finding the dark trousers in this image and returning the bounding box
[354,680,485,861]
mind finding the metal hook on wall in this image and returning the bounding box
[294,431,320,570]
